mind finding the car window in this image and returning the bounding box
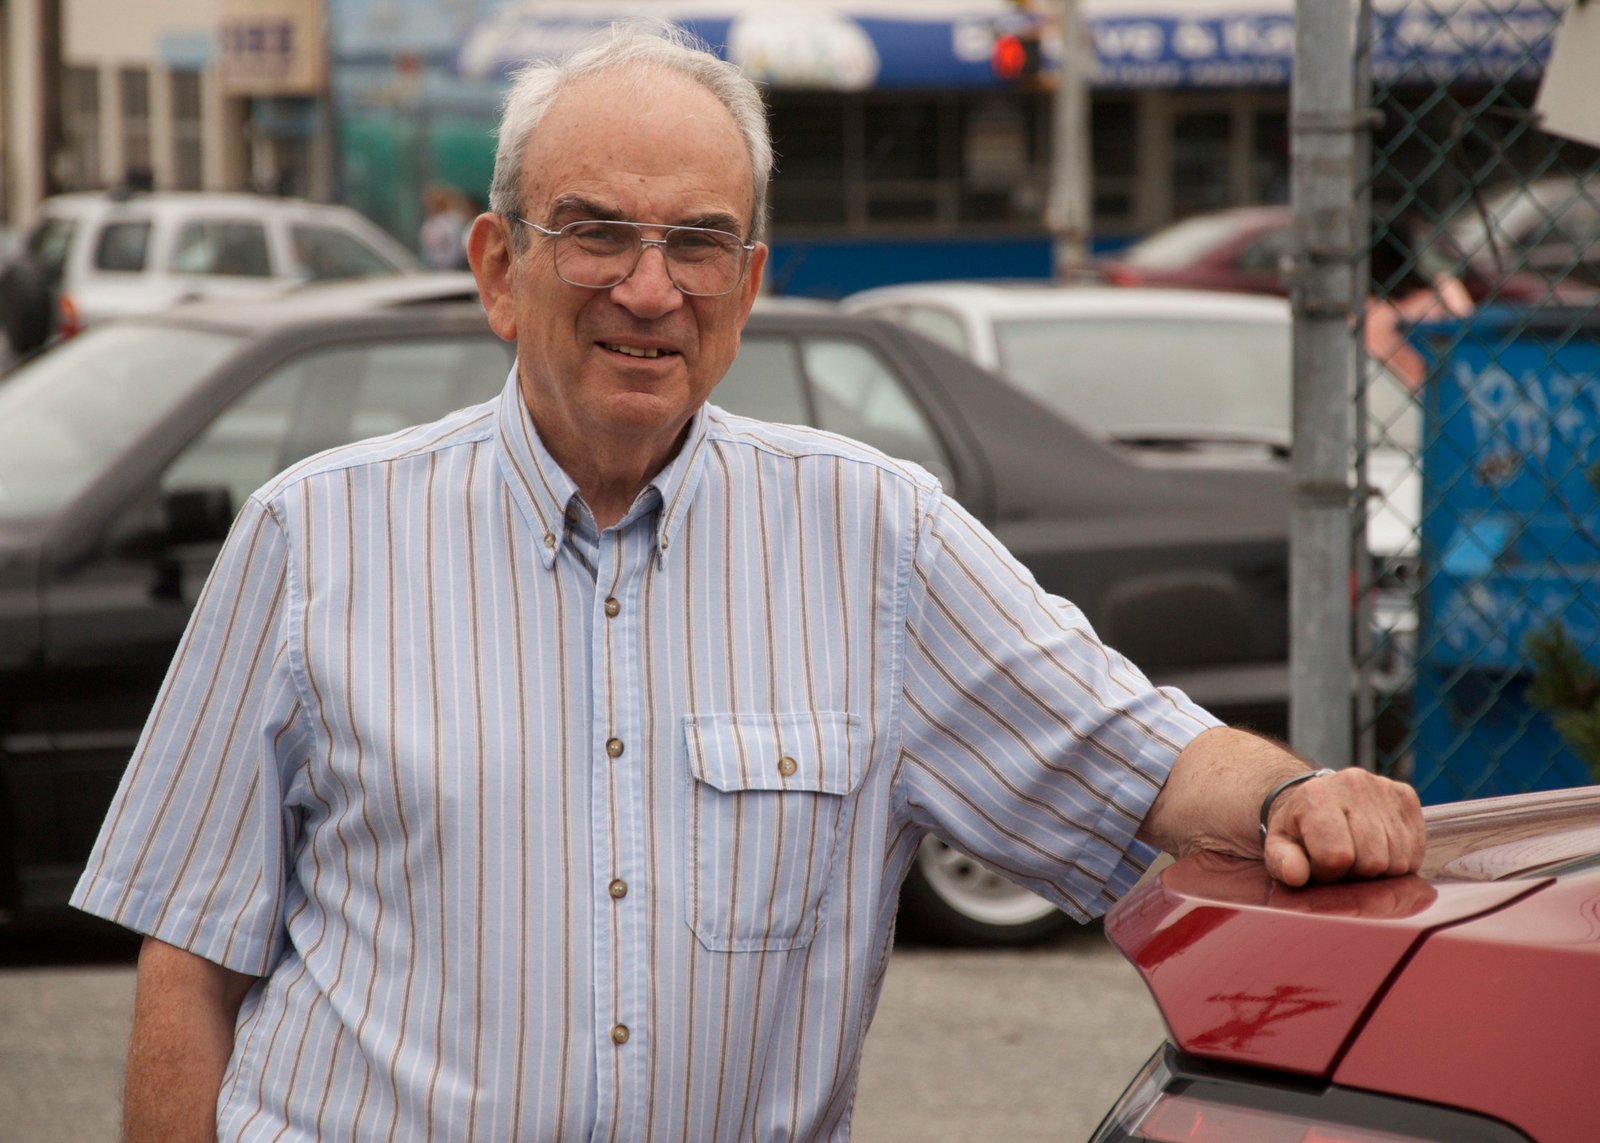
[170,220,272,277]
[802,337,954,485]
[1237,227,1290,273]
[717,332,953,485]
[0,325,242,521]
[160,336,511,512]
[93,220,153,272]
[891,305,970,357]
[716,334,810,425]
[24,216,77,290]
[291,223,405,281]
[993,315,1291,441]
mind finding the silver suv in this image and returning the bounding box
[13,191,420,349]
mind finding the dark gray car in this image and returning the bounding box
[0,280,1289,945]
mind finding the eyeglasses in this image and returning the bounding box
[516,218,755,297]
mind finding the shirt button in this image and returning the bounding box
[604,597,621,618]
[543,531,557,550]
[777,756,798,777]
[608,879,628,900]
[611,1023,630,1046]
[606,737,624,758]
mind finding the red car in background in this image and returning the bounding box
[1092,786,1600,1143]
[1095,206,1295,296]
[1095,203,1577,305]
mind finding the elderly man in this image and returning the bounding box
[74,22,1422,1143]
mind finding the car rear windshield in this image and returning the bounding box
[993,315,1292,442]
[0,324,241,521]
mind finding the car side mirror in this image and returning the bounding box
[162,485,235,546]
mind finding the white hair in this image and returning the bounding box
[487,19,773,244]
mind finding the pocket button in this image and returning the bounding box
[777,756,798,778]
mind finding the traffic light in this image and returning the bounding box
[991,29,1042,83]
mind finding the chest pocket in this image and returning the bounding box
[684,711,864,952]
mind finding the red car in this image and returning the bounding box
[1096,204,1575,305]
[1095,207,1294,296]
[1092,786,1600,1143]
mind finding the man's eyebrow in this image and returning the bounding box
[547,195,618,222]
[681,211,745,235]
[545,195,745,235]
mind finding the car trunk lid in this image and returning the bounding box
[1101,793,1587,1078]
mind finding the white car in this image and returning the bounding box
[843,283,1423,921]
[18,191,421,339]
[840,282,1418,573]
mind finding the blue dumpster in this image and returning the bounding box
[1411,308,1600,803]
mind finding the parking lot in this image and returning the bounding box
[0,919,1163,1143]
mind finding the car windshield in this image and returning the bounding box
[24,215,76,291]
[992,315,1291,441]
[1119,214,1243,267]
[0,324,241,521]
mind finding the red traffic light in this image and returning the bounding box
[991,31,1041,81]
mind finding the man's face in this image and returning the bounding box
[483,68,766,470]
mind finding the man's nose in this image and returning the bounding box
[610,242,683,315]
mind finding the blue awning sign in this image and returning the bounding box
[455,1,1040,89]
[443,0,1569,91]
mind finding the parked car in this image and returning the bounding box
[5,190,420,356]
[0,280,1291,947]
[1443,174,1600,293]
[840,281,1417,561]
[1095,202,1588,303]
[1094,206,1295,296]
[1092,784,1600,1143]
[842,280,1421,735]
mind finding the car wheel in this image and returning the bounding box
[896,837,1069,947]
[0,259,53,359]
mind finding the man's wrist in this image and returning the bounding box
[1258,768,1336,842]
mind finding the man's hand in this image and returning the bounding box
[1263,765,1424,887]
[1138,726,1425,887]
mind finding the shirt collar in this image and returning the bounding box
[493,367,709,570]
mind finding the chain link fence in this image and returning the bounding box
[1333,0,1600,800]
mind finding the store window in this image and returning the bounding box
[1252,109,1290,203]
[1091,97,1140,232]
[1171,110,1233,219]
[120,68,152,184]
[62,67,103,190]
[766,91,1047,235]
[171,71,204,191]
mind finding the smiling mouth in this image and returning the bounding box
[602,342,673,359]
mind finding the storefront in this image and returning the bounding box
[325,0,1569,295]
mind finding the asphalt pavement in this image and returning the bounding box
[0,919,1164,1142]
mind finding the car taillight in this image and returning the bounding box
[1134,1093,1431,1142]
[56,293,81,339]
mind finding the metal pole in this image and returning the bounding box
[1288,0,1363,768]
[1049,0,1091,277]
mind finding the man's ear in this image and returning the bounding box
[736,242,768,325]
[467,214,518,342]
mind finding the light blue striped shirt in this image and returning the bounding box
[74,369,1217,1141]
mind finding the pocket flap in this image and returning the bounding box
[684,712,863,795]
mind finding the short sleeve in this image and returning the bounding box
[898,493,1220,921]
[70,495,309,975]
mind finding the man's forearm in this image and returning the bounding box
[1137,725,1424,886]
[1136,725,1307,859]
[123,937,258,1143]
